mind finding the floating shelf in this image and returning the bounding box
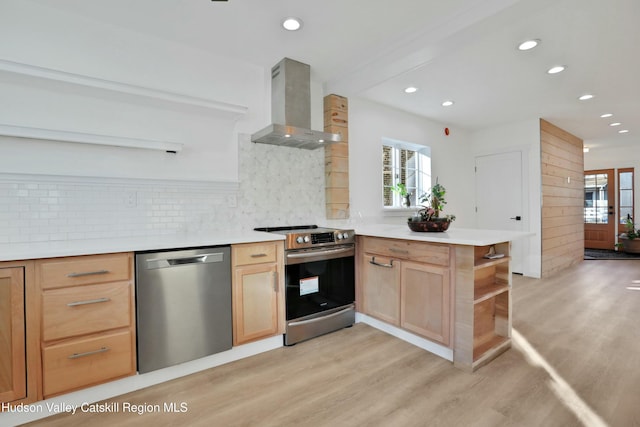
[0,59,248,119]
[0,123,184,153]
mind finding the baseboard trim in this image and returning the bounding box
[356,313,454,361]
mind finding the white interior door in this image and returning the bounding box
[475,151,525,274]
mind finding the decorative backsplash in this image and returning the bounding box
[0,133,327,244]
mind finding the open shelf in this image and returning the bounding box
[454,241,513,372]
[474,282,509,304]
[473,335,511,363]
[473,256,510,270]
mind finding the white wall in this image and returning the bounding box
[0,1,265,182]
[470,119,541,277]
[347,98,475,227]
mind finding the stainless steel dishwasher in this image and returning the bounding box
[135,246,231,373]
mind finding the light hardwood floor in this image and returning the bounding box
[27,260,640,427]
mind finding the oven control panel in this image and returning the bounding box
[286,229,355,249]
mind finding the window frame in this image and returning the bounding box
[618,167,634,225]
[382,138,431,210]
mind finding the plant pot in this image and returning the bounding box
[618,236,640,254]
[407,218,451,232]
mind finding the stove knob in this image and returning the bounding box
[303,236,310,243]
[336,233,343,240]
[296,236,304,244]
[342,232,349,239]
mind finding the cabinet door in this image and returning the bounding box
[233,263,279,345]
[361,253,401,326]
[400,261,451,346]
[0,267,26,403]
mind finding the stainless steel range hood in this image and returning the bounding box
[251,58,341,150]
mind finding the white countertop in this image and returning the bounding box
[353,224,534,246]
[0,224,534,262]
[0,230,284,262]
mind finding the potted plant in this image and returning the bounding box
[407,179,456,232]
[618,217,640,253]
[391,183,412,207]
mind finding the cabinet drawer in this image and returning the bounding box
[360,237,449,266]
[42,330,134,397]
[39,253,132,290]
[233,243,278,266]
[42,281,132,341]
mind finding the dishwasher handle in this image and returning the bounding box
[145,252,225,270]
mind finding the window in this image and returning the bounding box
[619,168,634,224]
[584,172,609,224]
[382,139,431,208]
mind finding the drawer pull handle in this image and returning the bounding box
[250,253,268,258]
[370,257,394,268]
[67,297,111,307]
[67,269,110,278]
[389,248,409,254]
[68,346,110,359]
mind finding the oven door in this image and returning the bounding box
[285,245,355,321]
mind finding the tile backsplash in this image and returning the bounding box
[0,134,328,244]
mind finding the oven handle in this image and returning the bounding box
[285,245,354,264]
[288,306,354,327]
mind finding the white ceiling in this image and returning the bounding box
[30,0,640,150]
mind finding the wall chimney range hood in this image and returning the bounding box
[251,58,341,150]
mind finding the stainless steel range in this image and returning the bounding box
[254,225,355,345]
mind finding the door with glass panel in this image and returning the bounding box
[584,169,615,249]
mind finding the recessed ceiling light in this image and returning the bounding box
[610,122,622,127]
[600,113,613,118]
[578,94,594,101]
[518,39,540,51]
[547,65,566,74]
[583,147,590,153]
[441,100,454,107]
[618,129,629,134]
[282,17,303,31]
[404,86,418,94]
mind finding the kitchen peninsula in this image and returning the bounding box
[353,224,532,372]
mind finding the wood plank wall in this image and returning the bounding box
[324,94,350,219]
[540,119,584,277]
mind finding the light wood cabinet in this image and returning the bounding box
[42,330,133,397]
[0,261,38,408]
[454,242,512,371]
[36,252,136,398]
[358,236,452,347]
[400,261,450,345]
[231,242,284,346]
[0,267,26,404]
[360,254,400,325]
